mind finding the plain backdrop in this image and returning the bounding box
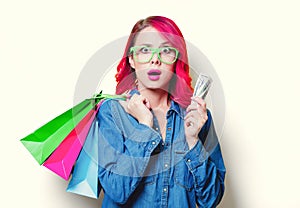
[1,0,300,207]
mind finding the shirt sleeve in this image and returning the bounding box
[184,110,226,208]
[97,99,161,205]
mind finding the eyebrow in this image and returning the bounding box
[137,41,172,47]
[160,41,171,46]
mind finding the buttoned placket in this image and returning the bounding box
[159,110,174,208]
[150,104,183,207]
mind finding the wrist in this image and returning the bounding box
[186,136,198,150]
[139,117,153,128]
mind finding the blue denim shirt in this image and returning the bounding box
[97,90,226,208]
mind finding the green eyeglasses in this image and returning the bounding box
[130,46,179,64]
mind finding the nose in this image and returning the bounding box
[150,52,161,65]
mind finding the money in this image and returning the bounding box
[193,74,213,99]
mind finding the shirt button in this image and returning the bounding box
[152,141,156,145]
[164,163,168,168]
[187,159,191,163]
[163,188,168,192]
[155,127,159,131]
[167,127,171,131]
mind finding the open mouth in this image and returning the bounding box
[147,69,161,76]
[147,69,161,81]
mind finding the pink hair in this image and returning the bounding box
[115,16,193,108]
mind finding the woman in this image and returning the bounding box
[97,16,226,208]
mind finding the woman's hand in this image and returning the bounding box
[121,94,153,127]
[184,97,208,149]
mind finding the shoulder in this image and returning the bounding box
[97,99,123,117]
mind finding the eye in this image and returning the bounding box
[140,47,151,54]
[161,47,171,54]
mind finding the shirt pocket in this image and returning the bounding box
[174,153,194,191]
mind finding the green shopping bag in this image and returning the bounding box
[20,91,126,165]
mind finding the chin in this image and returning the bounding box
[146,84,169,92]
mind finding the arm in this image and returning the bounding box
[184,111,226,207]
[97,100,160,204]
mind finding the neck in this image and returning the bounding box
[138,88,170,110]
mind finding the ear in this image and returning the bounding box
[128,55,135,69]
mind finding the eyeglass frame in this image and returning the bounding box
[129,46,179,64]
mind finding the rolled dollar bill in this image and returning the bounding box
[193,74,213,99]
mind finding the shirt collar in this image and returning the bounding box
[129,88,139,96]
[169,99,185,119]
[129,88,185,119]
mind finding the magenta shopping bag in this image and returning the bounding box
[42,103,101,180]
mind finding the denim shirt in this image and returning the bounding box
[97,91,226,208]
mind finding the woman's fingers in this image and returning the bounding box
[185,111,207,126]
[184,98,208,149]
[184,97,208,132]
[191,96,206,108]
[186,97,206,111]
[125,94,153,127]
[185,98,207,119]
[128,94,151,110]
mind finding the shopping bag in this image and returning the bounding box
[20,94,102,164]
[66,115,101,199]
[42,103,101,180]
[20,92,127,197]
[20,92,126,165]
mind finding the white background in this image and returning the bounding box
[1,0,300,207]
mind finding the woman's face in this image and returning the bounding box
[129,26,176,92]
